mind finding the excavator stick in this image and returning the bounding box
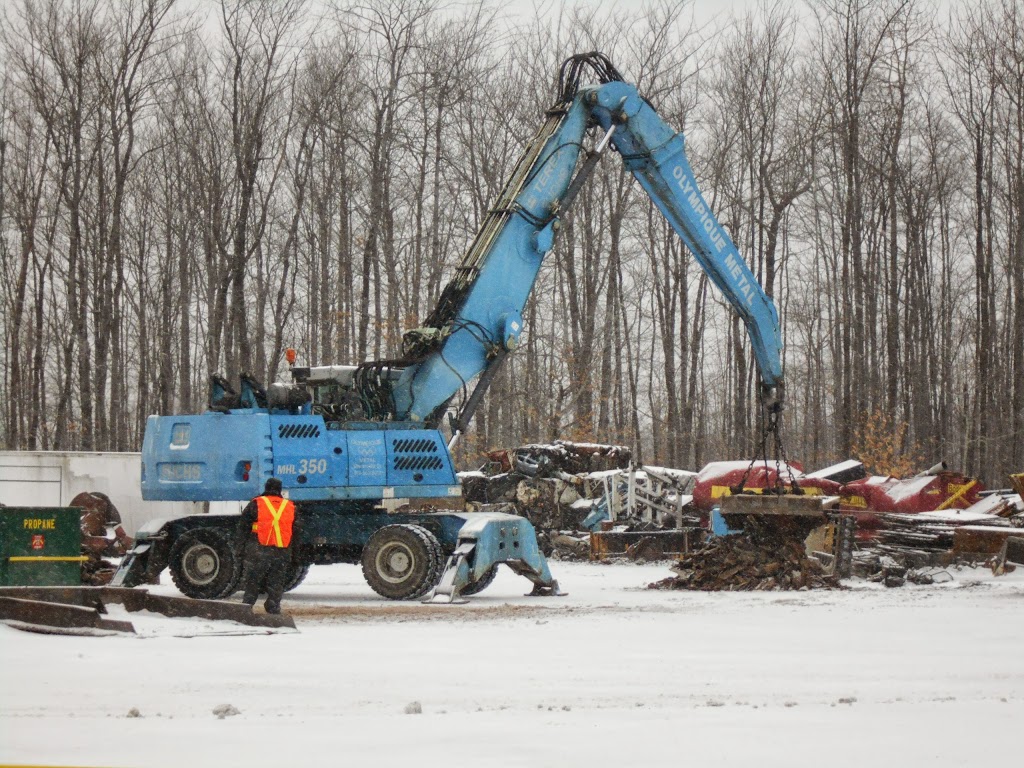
[425,513,565,604]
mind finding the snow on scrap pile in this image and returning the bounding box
[837,465,985,540]
[459,439,632,557]
[833,468,1024,582]
[873,492,1022,560]
[460,440,700,560]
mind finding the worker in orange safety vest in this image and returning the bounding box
[237,477,298,614]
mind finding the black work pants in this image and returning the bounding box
[241,540,292,614]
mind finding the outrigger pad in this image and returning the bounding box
[424,513,564,603]
[526,581,564,597]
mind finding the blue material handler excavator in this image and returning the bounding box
[114,53,786,603]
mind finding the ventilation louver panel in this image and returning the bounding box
[392,437,444,472]
[394,455,445,471]
[393,438,438,453]
[278,423,321,439]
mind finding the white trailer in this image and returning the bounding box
[0,451,211,536]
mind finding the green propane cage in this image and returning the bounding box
[0,507,83,586]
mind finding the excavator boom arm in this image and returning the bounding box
[589,81,784,398]
[391,59,783,427]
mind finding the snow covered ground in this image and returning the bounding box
[2,560,1023,767]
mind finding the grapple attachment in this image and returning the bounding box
[425,513,565,603]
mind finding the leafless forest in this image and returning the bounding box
[1,0,1022,484]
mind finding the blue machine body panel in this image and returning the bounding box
[141,413,459,502]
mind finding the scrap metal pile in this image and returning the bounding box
[460,440,698,559]
[875,496,1022,556]
[650,517,840,592]
[481,441,632,476]
[465,441,1023,589]
[860,477,1023,574]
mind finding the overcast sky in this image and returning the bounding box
[183,0,800,35]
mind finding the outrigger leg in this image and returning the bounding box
[425,513,565,604]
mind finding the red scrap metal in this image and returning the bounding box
[691,461,841,513]
[838,472,984,539]
[691,460,985,542]
[73,491,132,557]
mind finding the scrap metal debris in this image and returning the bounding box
[462,441,696,560]
[853,556,951,587]
[865,488,1023,566]
[590,528,699,561]
[649,517,840,591]
[0,586,295,635]
[486,440,631,476]
[74,491,134,586]
[466,439,1020,586]
[990,536,1024,575]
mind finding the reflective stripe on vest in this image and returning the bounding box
[255,495,295,548]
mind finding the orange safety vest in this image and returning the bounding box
[252,495,295,548]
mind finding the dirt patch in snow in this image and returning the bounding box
[288,603,556,623]
[285,599,762,624]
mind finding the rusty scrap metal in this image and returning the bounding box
[72,490,134,586]
[952,525,1024,556]
[1009,474,1024,498]
[507,440,632,476]
[590,529,699,561]
[73,491,132,556]
[0,586,295,633]
[0,595,135,634]
[649,517,841,592]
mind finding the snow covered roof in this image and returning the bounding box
[696,460,803,481]
[642,465,698,480]
[881,476,937,503]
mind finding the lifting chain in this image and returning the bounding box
[730,389,802,497]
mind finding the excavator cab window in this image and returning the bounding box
[310,382,366,427]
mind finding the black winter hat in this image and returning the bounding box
[263,477,283,495]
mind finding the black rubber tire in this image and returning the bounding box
[361,524,443,600]
[459,564,499,596]
[168,528,242,600]
[284,563,311,592]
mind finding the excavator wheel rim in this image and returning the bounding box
[374,541,416,584]
[180,543,220,586]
